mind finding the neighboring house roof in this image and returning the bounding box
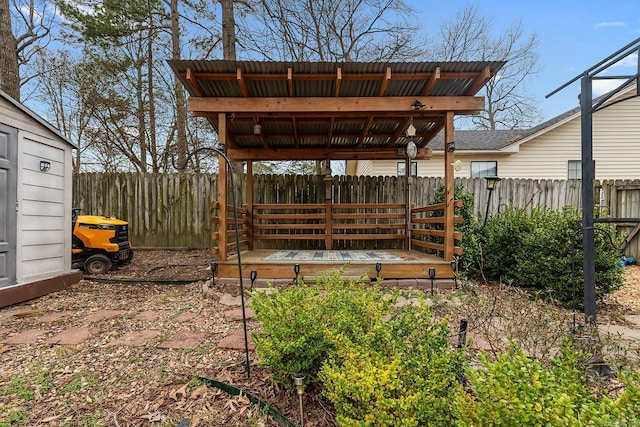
[429,129,525,151]
[0,89,77,149]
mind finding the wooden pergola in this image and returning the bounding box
[169,60,503,282]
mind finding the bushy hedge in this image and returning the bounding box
[251,275,640,426]
[251,274,465,425]
[250,271,396,389]
[455,342,640,427]
[430,186,623,305]
[480,206,623,307]
[321,299,465,426]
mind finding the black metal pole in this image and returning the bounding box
[483,188,494,227]
[581,73,597,325]
[457,319,468,348]
[223,152,251,377]
[174,146,251,377]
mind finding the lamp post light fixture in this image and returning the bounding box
[294,375,306,427]
[428,267,436,295]
[294,264,300,285]
[450,259,458,289]
[483,176,502,226]
[250,270,257,291]
[210,261,217,281]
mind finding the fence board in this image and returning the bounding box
[73,173,640,258]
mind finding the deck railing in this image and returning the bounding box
[214,202,410,252]
[213,201,462,255]
[410,200,463,256]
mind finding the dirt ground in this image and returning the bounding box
[0,249,333,426]
[1,249,639,426]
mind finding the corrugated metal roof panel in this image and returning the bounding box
[167,60,506,156]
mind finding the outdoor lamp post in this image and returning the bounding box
[406,140,417,250]
[483,176,501,226]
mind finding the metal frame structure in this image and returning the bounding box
[547,37,640,324]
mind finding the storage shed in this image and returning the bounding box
[0,90,82,308]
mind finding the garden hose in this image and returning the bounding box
[82,276,207,285]
[196,376,296,427]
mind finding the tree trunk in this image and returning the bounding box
[221,0,243,174]
[221,0,236,60]
[146,10,158,173]
[136,52,148,173]
[171,0,187,171]
[0,0,20,100]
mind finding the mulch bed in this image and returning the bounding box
[0,249,333,426]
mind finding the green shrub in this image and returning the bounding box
[431,185,481,277]
[250,270,395,389]
[480,206,623,307]
[320,299,466,427]
[455,342,640,427]
[481,206,537,280]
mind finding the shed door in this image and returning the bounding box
[0,124,17,287]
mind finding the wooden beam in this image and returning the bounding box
[292,117,300,148]
[387,117,412,147]
[223,116,439,125]
[378,67,392,96]
[422,122,445,144]
[421,66,440,96]
[246,161,254,250]
[226,146,432,161]
[335,68,342,96]
[186,68,205,97]
[444,111,455,262]
[189,96,485,114]
[287,68,294,96]
[465,66,492,96]
[217,112,228,262]
[183,70,486,83]
[327,117,335,147]
[236,68,249,97]
[357,116,375,148]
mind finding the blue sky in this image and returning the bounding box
[409,1,640,121]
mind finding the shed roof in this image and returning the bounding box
[0,89,76,149]
[168,60,504,160]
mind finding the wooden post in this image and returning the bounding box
[444,112,455,261]
[218,113,228,261]
[246,161,254,250]
[325,175,332,250]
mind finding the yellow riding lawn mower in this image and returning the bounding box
[72,208,134,274]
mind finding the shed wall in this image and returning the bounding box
[16,131,73,284]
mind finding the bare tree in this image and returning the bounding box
[168,0,188,170]
[236,0,424,62]
[1,0,54,100]
[433,5,542,130]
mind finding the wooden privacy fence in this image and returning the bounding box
[73,173,640,258]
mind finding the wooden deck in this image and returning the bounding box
[215,249,456,283]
